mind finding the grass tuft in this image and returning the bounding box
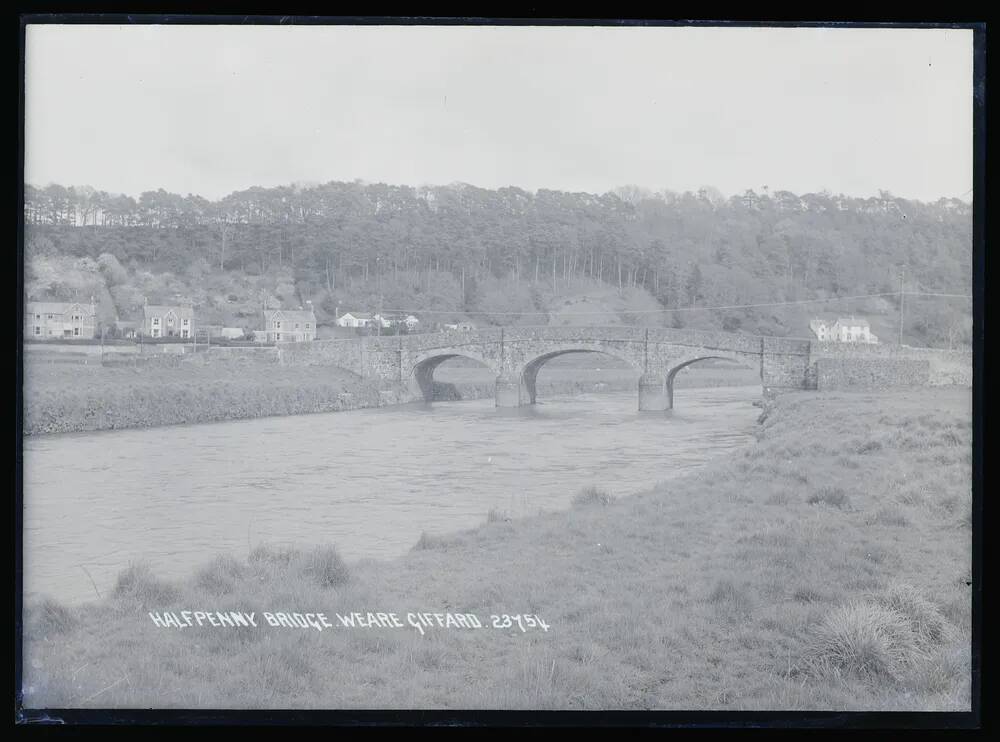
[809,601,918,681]
[572,486,616,507]
[32,598,76,636]
[298,546,350,588]
[807,486,851,509]
[871,582,951,648]
[111,563,179,606]
[195,555,247,596]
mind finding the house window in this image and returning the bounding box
[305,323,311,329]
[34,326,40,335]
[152,318,160,326]
[181,329,189,338]
[182,318,189,326]
[295,323,300,329]
[275,321,282,329]
[46,314,53,320]
[276,333,282,341]
[35,314,40,320]
[152,328,161,338]
[74,328,80,336]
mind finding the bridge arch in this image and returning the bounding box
[517,345,643,405]
[665,353,761,408]
[410,349,500,402]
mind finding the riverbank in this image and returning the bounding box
[21,387,972,710]
[21,356,762,436]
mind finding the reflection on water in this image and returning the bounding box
[23,386,761,604]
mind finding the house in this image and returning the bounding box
[256,308,316,343]
[25,300,97,339]
[142,301,194,338]
[810,316,879,344]
[443,321,477,332]
[336,312,376,329]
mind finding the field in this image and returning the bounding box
[21,387,973,711]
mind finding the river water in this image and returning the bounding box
[22,386,761,604]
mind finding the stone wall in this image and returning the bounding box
[816,357,931,391]
[809,343,972,387]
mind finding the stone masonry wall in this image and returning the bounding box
[816,358,931,391]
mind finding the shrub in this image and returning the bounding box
[411,531,454,551]
[572,486,616,507]
[298,546,350,588]
[111,563,179,606]
[810,601,917,680]
[807,486,851,509]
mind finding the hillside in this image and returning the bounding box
[23,182,973,347]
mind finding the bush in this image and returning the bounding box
[810,601,918,680]
[572,486,616,507]
[298,546,350,588]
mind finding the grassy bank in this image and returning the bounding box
[21,388,972,710]
[22,358,397,436]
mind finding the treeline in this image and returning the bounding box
[24,181,972,314]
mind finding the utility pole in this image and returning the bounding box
[898,269,905,346]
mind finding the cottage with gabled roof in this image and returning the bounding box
[25,299,97,339]
[257,307,316,343]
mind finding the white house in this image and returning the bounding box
[336,312,376,328]
[810,317,879,344]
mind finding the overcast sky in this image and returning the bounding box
[24,24,974,203]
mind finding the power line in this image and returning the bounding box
[368,290,970,318]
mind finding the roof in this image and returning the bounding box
[27,301,94,315]
[340,311,374,319]
[836,317,870,327]
[144,304,194,319]
[264,308,315,323]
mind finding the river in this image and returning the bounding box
[22,385,761,604]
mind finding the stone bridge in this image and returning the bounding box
[274,326,816,410]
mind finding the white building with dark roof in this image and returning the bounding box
[810,316,879,344]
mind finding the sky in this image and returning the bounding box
[24,24,974,203]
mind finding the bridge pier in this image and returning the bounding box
[495,373,528,407]
[638,372,670,412]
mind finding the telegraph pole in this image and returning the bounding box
[898,269,905,346]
